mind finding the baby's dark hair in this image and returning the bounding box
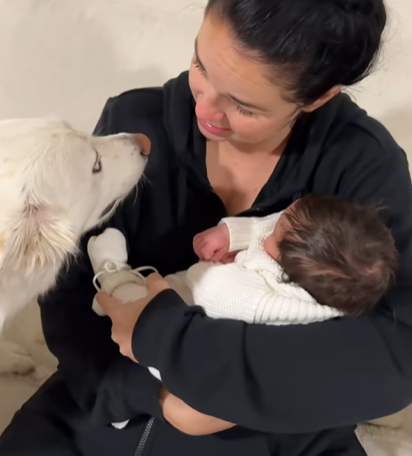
[205,0,386,104]
[277,194,398,316]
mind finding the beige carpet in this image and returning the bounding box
[0,303,57,434]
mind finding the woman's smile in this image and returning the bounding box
[197,118,231,137]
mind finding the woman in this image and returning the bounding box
[1,0,411,455]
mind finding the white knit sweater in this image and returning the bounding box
[180,212,342,325]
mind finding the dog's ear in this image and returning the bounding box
[1,203,78,273]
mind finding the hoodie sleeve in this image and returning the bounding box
[130,130,412,433]
[38,99,164,425]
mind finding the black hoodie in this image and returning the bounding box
[38,71,412,456]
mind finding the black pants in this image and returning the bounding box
[0,373,367,456]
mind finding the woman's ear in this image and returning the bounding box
[302,86,342,113]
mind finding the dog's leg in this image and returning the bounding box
[0,314,36,375]
[0,339,35,375]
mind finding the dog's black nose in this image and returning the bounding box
[132,133,151,156]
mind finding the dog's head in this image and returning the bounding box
[0,118,149,275]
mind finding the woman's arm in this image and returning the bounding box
[159,388,235,435]
[129,134,412,434]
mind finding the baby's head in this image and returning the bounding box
[265,194,398,315]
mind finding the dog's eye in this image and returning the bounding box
[92,150,102,174]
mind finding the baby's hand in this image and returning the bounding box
[219,251,239,264]
[193,224,230,262]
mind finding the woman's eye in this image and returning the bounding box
[193,57,206,77]
[92,151,102,174]
[233,101,254,117]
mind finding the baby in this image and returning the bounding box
[89,193,398,319]
[87,193,398,428]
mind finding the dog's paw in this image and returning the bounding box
[0,340,35,375]
[92,297,106,317]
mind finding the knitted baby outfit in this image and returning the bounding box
[183,212,342,325]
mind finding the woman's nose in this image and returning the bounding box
[195,94,224,121]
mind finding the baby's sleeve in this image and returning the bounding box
[219,212,282,251]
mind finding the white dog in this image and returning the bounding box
[0,117,150,375]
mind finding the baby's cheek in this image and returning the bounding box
[264,234,280,261]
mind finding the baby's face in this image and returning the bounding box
[264,212,290,261]
[264,202,298,260]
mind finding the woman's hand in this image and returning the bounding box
[96,272,170,362]
[159,387,235,436]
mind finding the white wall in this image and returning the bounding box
[0,0,410,162]
[0,0,205,131]
[355,0,412,161]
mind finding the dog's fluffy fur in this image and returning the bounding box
[0,118,148,374]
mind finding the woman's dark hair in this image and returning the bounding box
[205,0,387,104]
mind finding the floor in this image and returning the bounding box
[0,302,57,433]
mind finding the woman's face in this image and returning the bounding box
[189,15,301,147]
